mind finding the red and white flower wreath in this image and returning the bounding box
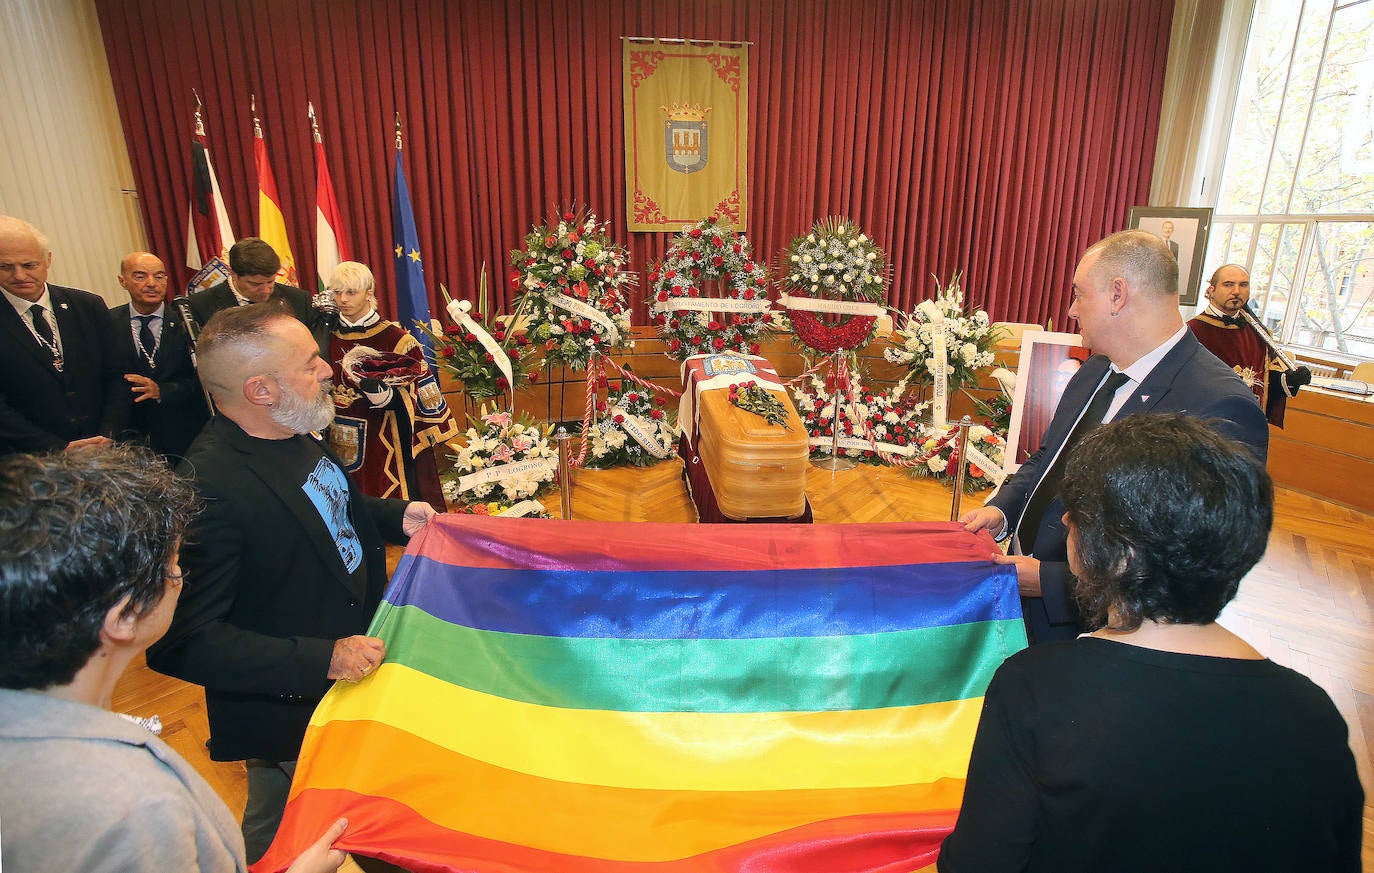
[777,217,888,355]
[649,216,774,361]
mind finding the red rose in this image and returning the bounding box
[441,347,455,358]
[584,258,596,269]
[528,372,539,383]
[651,409,664,420]
[743,289,755,299]
[669,318,680,329]
[627,392,639,403]
[712,255,724,267]
[509,348,520,361]
[690,228,703,238]
[665,269,677,280]
[464,332,478,343]
[657,290,669,302]
[471,311,484,322]
[692,250,703,262]
[656,397,666,407]
[484,352,495,362]
[525,257,535,267]
[649,271,660,282]
[733,243,742,254]
[707,320,722,331]
[562,248,574,259]
[597,401,608,413]
[691,268,701,279]
[688,287,700,298]
[614,414,625,424]
[711,236,724,248]
[712,337,725,350]
[744,261,755,272]
[444,324,461,335]
[670,338,682,351]
[749,343,760,355]
[496,376,510,389]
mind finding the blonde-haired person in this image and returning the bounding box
[323,261,458,511]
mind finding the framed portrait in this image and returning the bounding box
[1004,330,1087,476]
[1127,206,1213,306]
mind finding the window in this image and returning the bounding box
[1206,0,1374,360]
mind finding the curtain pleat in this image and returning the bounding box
[94,0,1172,329]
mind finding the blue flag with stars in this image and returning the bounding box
[391,148,434,358]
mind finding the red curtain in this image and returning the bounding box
[96,0,1172,329]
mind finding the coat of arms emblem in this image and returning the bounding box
[662,102,711,174]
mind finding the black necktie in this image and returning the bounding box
[1017,370,1131,553]
[29,303,55,347]
[136,315,157,359]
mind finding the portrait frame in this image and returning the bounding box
[1004,330,1086,477]
[1127,205,1213,306]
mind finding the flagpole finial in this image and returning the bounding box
[395,113,403,151]
[308,101,322,144]
[251,93,263,138]
[192,88,206,138]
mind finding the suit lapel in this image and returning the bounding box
[0,298,61,374]
[1118,332,1199,416]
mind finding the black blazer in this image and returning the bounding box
[0,284,130,454]
[147,415,410,762]
[109,303,209,459]
[186,280,314,330]
[989,331,1269,642]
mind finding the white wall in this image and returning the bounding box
[0,0,146,305]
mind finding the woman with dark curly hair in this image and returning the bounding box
[0,445,348,873]
[939,414,1363,873]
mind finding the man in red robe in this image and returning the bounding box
[1188,264,1311,427]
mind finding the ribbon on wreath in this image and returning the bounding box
[455,457,559,494]
[446,299,513,394]
[776,293,884,317]
[929,310,950,429]
[550,288,621,344]
[496,499,547,518]
[650,296,773,316]
[961,444,1006,486]
[610,404,671,459]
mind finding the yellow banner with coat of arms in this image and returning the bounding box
[623,39,748,232]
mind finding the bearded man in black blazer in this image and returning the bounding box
[185,236,315,332]
[962,230,1269,644]
[147,303,436,863]
[109,252,209,459]
[0,216,129,455]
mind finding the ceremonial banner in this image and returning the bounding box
[392,135,434,358]
[254,515,1026,873]
[254,114,300,286]
[184,104,234,294]
[310,104,351,292]
[623,39,748,231]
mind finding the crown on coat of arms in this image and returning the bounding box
[660,102,711,122]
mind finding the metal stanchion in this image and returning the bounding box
[949,416,973,521]
[812,351,857,472]
[555,427,574,519]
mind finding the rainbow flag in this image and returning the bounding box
[254,516,1024,873]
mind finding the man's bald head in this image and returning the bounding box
[1082,230,1179,299]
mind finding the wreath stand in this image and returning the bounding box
[812,352,857,472]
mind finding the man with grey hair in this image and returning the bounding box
[961,230,1268,644]
[0,215,129,454]
[147,302,435,863]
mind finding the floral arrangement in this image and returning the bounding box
[884,273,1002,391]
[510,207,635,371]
[442,408,558,506]
[779,217,888,355]
[965,389,1012,436]
[418,277,541,399]
[909,423,1006,493]
[729,381,791,429]
[791,373,927,464]
[587,369,676,468]
[649,216,774,360]
[450,500,551,519]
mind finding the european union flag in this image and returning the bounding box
[391,148,433,358]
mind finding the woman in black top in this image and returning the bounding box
[939,414,1363,873]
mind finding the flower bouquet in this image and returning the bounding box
[909,423,1006,493]
[884,272,1002,391]
[450,500,551,519]
[586,371,677,468]
[649,216,774,360]
[510,207,635,371]
[791,372,928,464]
[418,275,542,400]
[442,408,558,506]
[778,217,888,355]
[728,381,791,429]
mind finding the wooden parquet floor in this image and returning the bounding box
[111,463,1374,868]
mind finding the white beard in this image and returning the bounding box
[273,379,336,434]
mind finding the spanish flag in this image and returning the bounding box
[254,516,1025,872]
[253,105,299,286]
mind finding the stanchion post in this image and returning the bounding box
[555,426,574,519]
[812,350,857,472]
[949,415,973,522]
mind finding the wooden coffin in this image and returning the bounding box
[695,386,809,520]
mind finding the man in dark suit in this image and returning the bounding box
[147,303,435,863]
[109,252,209,459]
[0,216,129,455]
[962,230,1269,644]
[185,236,314,331]
[1160,219,1181,260]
